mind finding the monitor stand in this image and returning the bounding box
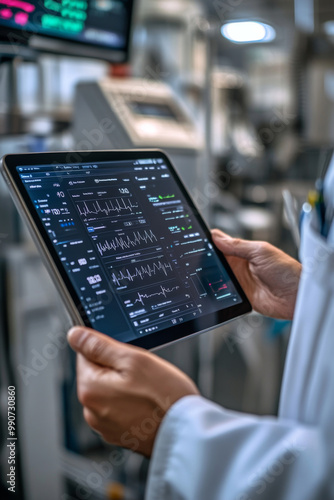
[0,44,70,137]
[0,42,37,62]
[0,44,38,135]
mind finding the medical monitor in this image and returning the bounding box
[0,0,134,62]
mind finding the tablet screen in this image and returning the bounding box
[13,152,247,348]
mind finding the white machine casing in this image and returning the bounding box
[72,78,204,197]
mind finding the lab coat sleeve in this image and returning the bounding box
[146,174,334,500]
[146,395,327,500]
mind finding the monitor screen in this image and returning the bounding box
[14,153,244,347]
[129,101,180,120]
[0,0,134,61]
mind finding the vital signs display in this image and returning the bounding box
[0,0,134,61]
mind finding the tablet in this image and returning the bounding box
[1,150,251,350]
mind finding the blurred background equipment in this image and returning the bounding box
[1,0,334,498]
[0,0,134,61]
[73,77,204,197]
[0,0,134,136]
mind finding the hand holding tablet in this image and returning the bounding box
[1,150,251,349]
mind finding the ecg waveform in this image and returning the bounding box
[133,285,180,306]
[111,261,173,286]
[96,230,158,256]
[76,198,139,218]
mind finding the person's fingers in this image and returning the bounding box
[67,327,129,369]
[211,229,257,260]
[83,407,102,432]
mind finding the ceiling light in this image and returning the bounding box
[221,21,276,44]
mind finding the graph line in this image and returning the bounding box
[111,261,173,286]
[133,285,180,306]
[76,198,139,217]
[96,230,158,255]
[208,280,228,294]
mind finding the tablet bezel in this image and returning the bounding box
[1,149,252,350]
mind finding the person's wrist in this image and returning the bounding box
[149,394,201,457]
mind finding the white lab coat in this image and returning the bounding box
[146,209,334,499]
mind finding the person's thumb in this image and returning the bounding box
[211,229,255,260]
[67,327,125,368]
